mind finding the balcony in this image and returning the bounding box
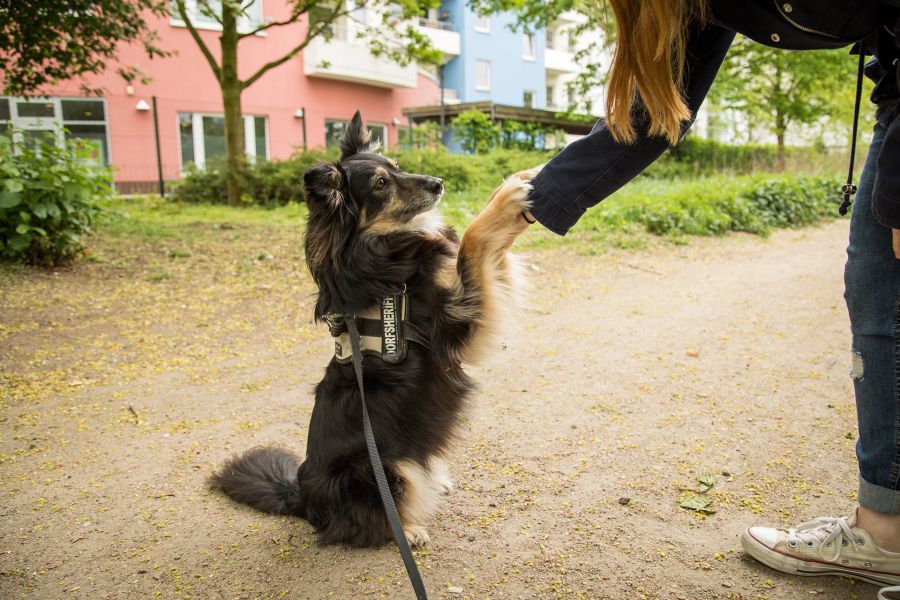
[545,47,578,75]
[554,10,587,25]
[304,25,417,88]
[417,18,460,61]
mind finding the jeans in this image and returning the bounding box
[844,122,900,514]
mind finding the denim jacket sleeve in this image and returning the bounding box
[529,25,736,236]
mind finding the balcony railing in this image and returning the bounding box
[418,17,456,31]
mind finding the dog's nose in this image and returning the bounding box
[429,178,444,194]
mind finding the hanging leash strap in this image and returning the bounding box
[345,314,430,600]
[839,48,868,216]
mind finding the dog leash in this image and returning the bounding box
[839,47,867,216]
[345,314,430,600]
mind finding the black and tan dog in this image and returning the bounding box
[209,111,534,548]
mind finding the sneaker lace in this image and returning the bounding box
[787,516,860,561]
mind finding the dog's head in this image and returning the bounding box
[303,111,444,231]
[303,111,445,313]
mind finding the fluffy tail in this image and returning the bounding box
[208,446,302,515]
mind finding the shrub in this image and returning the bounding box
[645,137,845,179]
[0,134,110,266]
[172,149,334,206]
[397,120,444,150]
[498,120,566,151]
[450,109,500,154]
[593,174,840,237]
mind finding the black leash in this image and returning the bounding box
[345,314,430,600]
[839,48,867,216]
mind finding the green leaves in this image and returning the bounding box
[679,473,719,514]
[0,134,109,266]
[0,0,171,96]
[450,110,501,154]
[0,191,21,208]
[711,35,866,150]
[679,495,717,514]
[698,474,718,494]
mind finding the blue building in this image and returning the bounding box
[412,5,600,151]
[439,2,547,109]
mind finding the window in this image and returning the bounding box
[179,114,194,166]
[351,0,367,25]
[254,117,267,159]
[368,123,387,150]
[546,85,555,107]
[0,96,110,165]
[170,0,262,32]
[523,91,535,109]
[475,60,491,91]
[325,120,347,149]
[61,99,108,163]
[325,120,388,151]
[178,112,268,170]
[567,31,577,52]
[522,33,535,60]
[201,115,226,162]
[195,0,222,26]
[546,29,555,50]
[17,100,55,118]
[474,14,490,32]
[567,88,576,107]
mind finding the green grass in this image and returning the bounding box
[440,173,841,253]
[94,172,841,256]
[96,195,309,241]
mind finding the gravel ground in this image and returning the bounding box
[1,218,875,599]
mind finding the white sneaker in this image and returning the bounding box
[879,585,900,600]
[741,511,900,586]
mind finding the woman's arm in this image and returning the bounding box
[529,24,736,236]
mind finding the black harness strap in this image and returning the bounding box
[345,315,430,600]
[840,48,868,216]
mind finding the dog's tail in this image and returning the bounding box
[208,446,302,515]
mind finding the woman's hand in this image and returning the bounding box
[513,164,545,230]
[893,229,900,259]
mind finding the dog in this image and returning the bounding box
[209,111,534,548]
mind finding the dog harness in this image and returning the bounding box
[324,285,429,364]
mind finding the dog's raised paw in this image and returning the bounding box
[404,525,430,548]
[492,175,532,217]
[514,163,545,182]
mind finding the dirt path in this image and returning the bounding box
[1,220,872,599]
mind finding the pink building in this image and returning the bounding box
[0,2,459,192]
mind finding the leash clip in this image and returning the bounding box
[323,313,347,337]
[839,182,858,216]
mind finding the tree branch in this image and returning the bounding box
[240,3,351,89]
[199,0,224,25]
[237,0,316,39]
[175,0,222,80]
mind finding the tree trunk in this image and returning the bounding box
[773,64,786,171]
[220,8,245,205]
[774,110,786,171]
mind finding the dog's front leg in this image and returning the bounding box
[434,173,536,365]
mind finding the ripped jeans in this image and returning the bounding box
[844,122,900,514]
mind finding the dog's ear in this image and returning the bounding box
[304,162,345,209]
[339,110,374,160]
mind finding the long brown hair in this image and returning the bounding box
[605,0,709,145]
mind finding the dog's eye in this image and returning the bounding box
[375,177,387,190]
